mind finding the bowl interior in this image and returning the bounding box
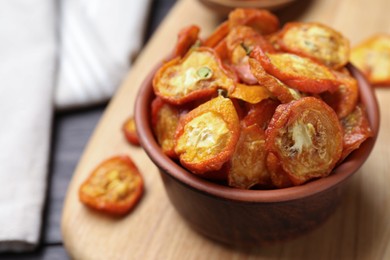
[135,63,379,203]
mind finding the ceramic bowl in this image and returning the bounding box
[198,0,296,16]
[135,64,379,247]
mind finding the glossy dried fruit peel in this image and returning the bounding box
[79,155,144,216]
[227,26,275,60]
[340,105,373,161]
[227,26,275,84]
[122,116,140,146]
[203,21,229,48]
[321,70,359,119]
[175,96,240,174]
[251,46,340,94]
[153,47,236,105]
[266,152,293,188]
[151,97,181,158]
[228,122,270,189]
[277,22,350,69]
[242,98,279,130]
[266,97,343,185]
[230,83,271,104]
[173,25,201,58]
[248,55,301,103]
[204,8,279,49]
[228,8,279,35]
[350,34,390,86]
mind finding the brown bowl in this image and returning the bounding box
[135,64,379,247]
[198,0,296,16]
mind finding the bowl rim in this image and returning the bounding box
[135,62,380,203]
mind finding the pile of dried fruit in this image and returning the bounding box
[151,8,373,189]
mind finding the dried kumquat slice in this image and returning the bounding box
[153,47,236,105]
[350,34,390,86]
[226,26,275,56]
[266,32,282,51]
[214,38,230,63]
[277,22,350,69]
[228,124,270,189]
[242,98,279,130]
[340,105,372,161]
[227,26,275,84]
[228,8,279,35]
[151,97,181,158]
[248,54,301,103]
[175,96,240,174]
[203,21,229,48]
[251,46,340,93]
[173,25,201,57]
[266,152,293,188]
[79,155,144,216]
[226,26,261,84]
[229,83,271,104]
[266,97,343,185]
[321,70,359,119]
[122,116,140,146]
[230,43,258,84]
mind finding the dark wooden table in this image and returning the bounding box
[1,0,175,259]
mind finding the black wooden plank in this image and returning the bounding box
[144,0,177,43]
[44,106,106,244]
[0,245,69,260]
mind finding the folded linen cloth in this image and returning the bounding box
[0,0,56,252]
[0,0,151,252]
[56,0,151,110]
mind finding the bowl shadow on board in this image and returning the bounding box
[135,63,379,249]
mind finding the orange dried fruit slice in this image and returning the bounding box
[229,83,271,104]
[226,26,275,56]
[321,70,359,119]
[79,155,144,216]
[153,47,236,105]
[266,97,343,185]
[266,152,293,188]
[340,105,373,161]
[248,54,301,103]
[175,96,240,174]
[203,21,229,48]
[122,116,140,146]
[265,32,282,51]
[251,46,340,93]
[173,25,201,57]
[350,34,390,86]
[228,124,271,189]
[213,38,230,63]
[151,97,181,158]
[242,98,279,130]
[278,22,350,69]
[228,8,279,35]
[227,26,275,84]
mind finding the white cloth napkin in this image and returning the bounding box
[0,0,151,252]
[56,0,151,110]
[0,0,56,252]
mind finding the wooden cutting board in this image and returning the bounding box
[62,0,390,259]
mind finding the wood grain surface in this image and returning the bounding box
[62,0,390,259]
